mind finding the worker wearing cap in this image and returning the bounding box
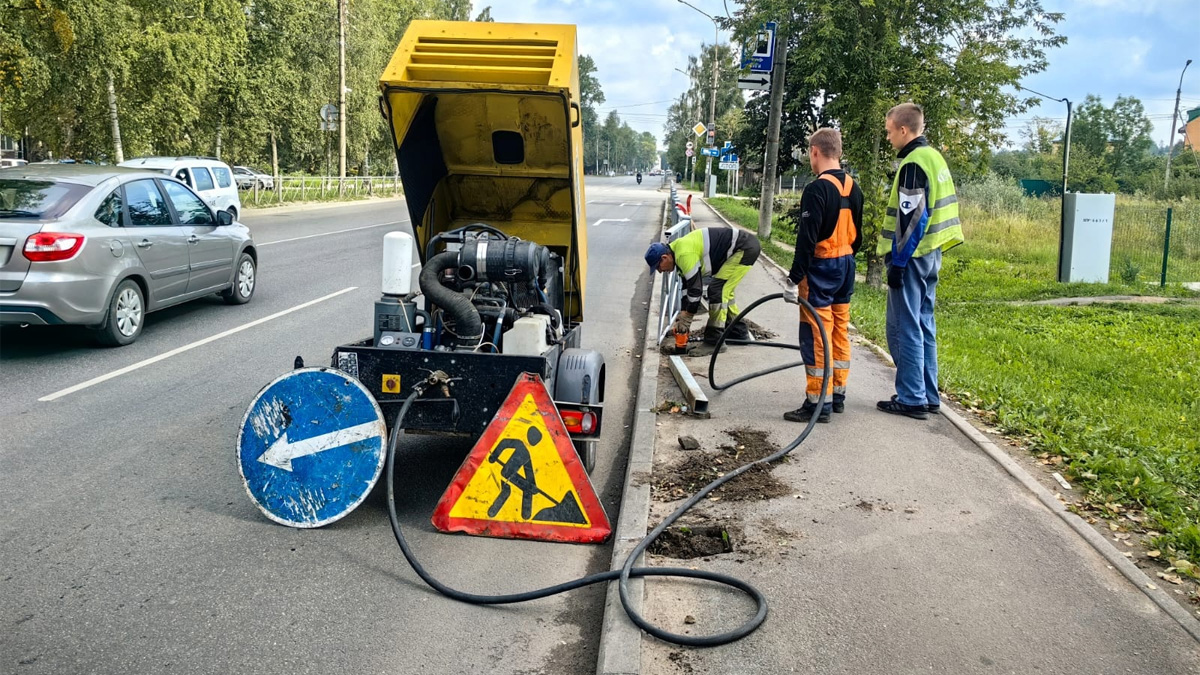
[645,226,761,357]
[781,128,863,424]
[876,102,964,420]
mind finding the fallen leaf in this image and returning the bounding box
[1172,559,1195,575]
[1108,523,1120,532]
[1157,573,1184,585]
[1146,583,1158,590]
[1147,550,1162,558]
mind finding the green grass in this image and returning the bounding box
[242,178,403,211]
[708,195,1200,562]
[707,197,796,246]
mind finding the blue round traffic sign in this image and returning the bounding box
[238,368,387,528]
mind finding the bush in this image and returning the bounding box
[957,172,1029,217]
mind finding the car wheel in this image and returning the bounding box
[574,440,597,474]
[95,279,144,346]
[226,206,238,220]
[223,252,256,305]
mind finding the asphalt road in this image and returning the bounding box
[0,176,663,674]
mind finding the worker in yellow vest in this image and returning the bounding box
[876,102,964,420]
[781,128,863,424]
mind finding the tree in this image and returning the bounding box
[473,5,492,21]
[578,54,604,172]
[727,0,1064,282]
[660,43,743,181]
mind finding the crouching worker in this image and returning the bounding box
[645,227,762,357]
[782,128,863,423]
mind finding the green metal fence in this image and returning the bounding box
[1110,202,1200,286]
[244,175,404,207]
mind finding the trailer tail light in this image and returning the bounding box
[24,233,85,262]
[559,408,598,435]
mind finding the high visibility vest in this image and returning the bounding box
[815,173,857,259]
[877,146,964,258]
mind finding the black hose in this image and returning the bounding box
[709,293,808,391]
[419,251,483,349]
[384,294,829,647]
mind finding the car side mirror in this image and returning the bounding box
[216,209,234,226]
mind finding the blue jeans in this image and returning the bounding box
[885,249,941,407]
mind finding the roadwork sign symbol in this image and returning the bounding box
[431,373,611,543]
[238,368,387,528]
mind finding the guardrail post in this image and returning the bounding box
[1160,207,1173,288]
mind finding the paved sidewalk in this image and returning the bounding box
[636,201,1200,674]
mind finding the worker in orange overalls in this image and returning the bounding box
[782,128,863,423]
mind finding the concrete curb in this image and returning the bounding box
[595,199,668,675]
[857,320,1200,643]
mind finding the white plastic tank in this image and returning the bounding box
[505,315,553,356]
[381,231,419,296]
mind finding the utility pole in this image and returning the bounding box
[756,27,787,239]
[1165,59,1193,192]
[338,0,348,189]
[705,35,718,197]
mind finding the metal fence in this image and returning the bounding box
[657,178,695,345]
[1111,203,1200,287]
[243,175,404,206]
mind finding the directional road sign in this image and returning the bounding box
[701,147,720,157]
[432,374,610,543]
[692,122,707,137]
[738,74,771,91]
[238,368,387,528]
[320,103,340,123]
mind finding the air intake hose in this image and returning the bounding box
[419,251,483,349]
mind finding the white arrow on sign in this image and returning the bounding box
[592,218,631,227]
[258,421,382,472]
[737,75,770,91]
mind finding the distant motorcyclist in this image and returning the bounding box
[636,171,642,184]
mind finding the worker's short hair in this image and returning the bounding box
[808,128,842,160]
[887,102,925,135]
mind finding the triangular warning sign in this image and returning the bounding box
[431,373,611,543]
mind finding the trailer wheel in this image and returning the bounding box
[574,440,596,474]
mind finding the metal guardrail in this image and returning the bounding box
[657,177,693,345]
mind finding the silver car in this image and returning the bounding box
[0,165,258,346]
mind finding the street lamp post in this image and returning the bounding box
[1165,59,1193,193]
[677,0,719,197]
[1019,86,1073,282]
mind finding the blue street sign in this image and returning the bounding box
[238,368,387,528]
[701,147,721,157]
[741,22,777,73]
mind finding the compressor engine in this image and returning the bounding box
[374,225,565,355]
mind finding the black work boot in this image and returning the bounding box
[725,321,751,341]
[784,403,831,423]
[702,325,726,344]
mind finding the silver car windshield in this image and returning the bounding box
[0,179,91,219]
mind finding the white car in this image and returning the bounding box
[119,157,242,219]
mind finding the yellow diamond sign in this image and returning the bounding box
[693,122,707,137]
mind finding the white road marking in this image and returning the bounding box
[258,421,382,471]
[258,220,408,247]
[619,202,644,207]
[592,218,631,227]
[39,287,359,402]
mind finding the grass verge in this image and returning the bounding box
[708,197,1200,563]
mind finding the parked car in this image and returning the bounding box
[118,156,242,219]
[0,164,257,346]
[0,159,28,169]
[232,166,275,191]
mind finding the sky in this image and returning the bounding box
[481,0,1199,151]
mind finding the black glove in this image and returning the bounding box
[887,265,904,289]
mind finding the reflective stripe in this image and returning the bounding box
[701,228,713,276]
[886,207,897,217]
[727,227,739,261]
[833,360,851,370]
[926,216,961,235]
[806,393,821,403]
[932,194,958,209]
[805,367,824,378]
[832,386,847,395]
